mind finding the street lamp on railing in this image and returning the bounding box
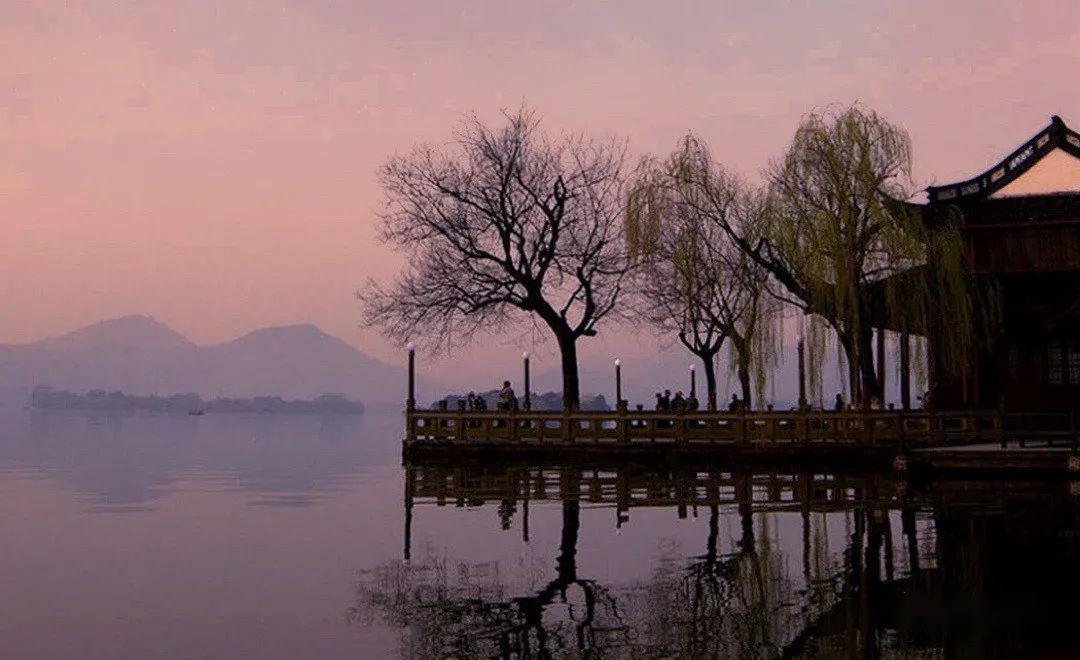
[614,358,622,406]
[523,351,531,411]
[405,341,416,412]
[689,364,696,400]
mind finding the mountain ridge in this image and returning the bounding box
[0,315,427,407]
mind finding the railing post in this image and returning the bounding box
[405,342,416,444]
[405,409,416,445]
[456,400,467,444]
[676,408,687,445]
[738,408,748,445]
[561,408,572,444]
[618,400,629,443]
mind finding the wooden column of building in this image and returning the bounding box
[876,328,886,403]
[900,330,911,410]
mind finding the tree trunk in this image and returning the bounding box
[556,332,581,410]
[855,325,882,405]
[838,332,860,406]
[701,351,718,411]
[738,359,752,410]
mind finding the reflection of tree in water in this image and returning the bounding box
[352,463,1080,658]
[631,510,798,657]
[351,498,630,658]
[350,481,861,658]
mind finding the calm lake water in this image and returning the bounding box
[2,408,1079,659]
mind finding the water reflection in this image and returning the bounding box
[0,409,402,508]
[355,460,1080,658]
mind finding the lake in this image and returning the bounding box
[2,408,1079,658]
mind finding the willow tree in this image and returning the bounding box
[360,109,633,410]
[628,136,777,409]
[683,106,975,403]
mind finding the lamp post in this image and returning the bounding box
[522,351,531,411]
[614,358,622,406]
[797,336,807,411]
[689,364,696,399]
[406,341,416,411]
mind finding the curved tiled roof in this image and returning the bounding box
[927,115,1080,205]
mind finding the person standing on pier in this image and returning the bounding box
[655,393,668,411]
[498,381,518,411]
[834,393,845,411]
[671,391,687,412]
[728,394,741,412]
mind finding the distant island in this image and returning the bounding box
[436,390,609,411]
[30,386,364,414]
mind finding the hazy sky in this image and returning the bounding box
[3,0,1079,375]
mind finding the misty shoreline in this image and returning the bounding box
[29,387,365,415]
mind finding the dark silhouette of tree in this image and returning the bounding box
[361,108,633,410]
[351,498,627,658]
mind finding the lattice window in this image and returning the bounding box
[1048,342,1065,385]
[1069,344,1080,384]
[1007,347,1020,380]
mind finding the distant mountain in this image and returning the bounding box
[32,314,195,352]
[0,315,427,408]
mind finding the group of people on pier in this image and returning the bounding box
[654,389,700,412]
[463,381,520,412]
[457,379,933,415]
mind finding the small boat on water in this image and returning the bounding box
[188,410,206,416]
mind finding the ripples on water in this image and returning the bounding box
[2,407,1079,658]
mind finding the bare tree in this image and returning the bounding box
[361,108,633,409]
[628,136,776,410]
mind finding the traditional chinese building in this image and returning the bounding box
[924,115,1080,410]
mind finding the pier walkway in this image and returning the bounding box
[404,406,1080,472]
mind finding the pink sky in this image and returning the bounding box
[3,0,1079,377]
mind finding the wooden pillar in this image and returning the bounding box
[521,469,530,544]
[405,342,416,444]
[900,330,911,411]
[615,359,622,406]
[406,342,416,411]
[876,328,886,403]
[523,352,531,411]
[403,466,414,562]
[797,338,808,411]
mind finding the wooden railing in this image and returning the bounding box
[404,405,1025,450]
[407,464,897,514]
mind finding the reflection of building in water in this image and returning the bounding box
[367,460,1080,658]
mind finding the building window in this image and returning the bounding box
[1048,342,1064,385]
[1007,347,1021,380]
[1070,344,1080,385]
